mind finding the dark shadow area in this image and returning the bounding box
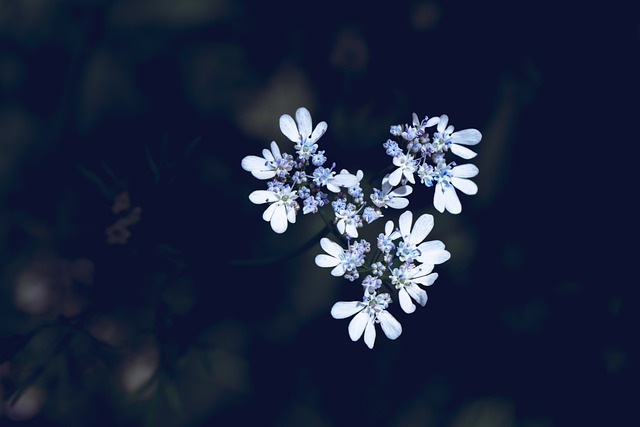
[0,0,637,426]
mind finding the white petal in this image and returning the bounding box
[331,173,359,188]
[252,170,277,180]
[331,301,363,319]
[450,144,477,159]
[412,272,438,289]
[450,128,482,146]
[443,185,462,214]
[433,183,446,213]
[249,190,276,205]
[416,244,451,265]
[437,114,449,133]
[408,213,434,246]
[262,202,277,222]
[241,155,266,172]
[315,254,340,268]
[398,210,413,240]
[346,223,358,238]
[295,107,312,138]
[269,141,282,159]
[411,263,434,277]
[406,284,428,306]
[403,170,416,184]
[390,185,413,197]
[337,220,346,235]
[388,168,403,186]
[287,206,297,224]
[425,116,439,127]
[279,114,299,142]
[262,148,274,162]
[331,264,346,277]
[363,318,376,349]
[452,177,478,195]
[320,237,344,257]
[381,174,392,192]
[386,197,409,209]
[309,121,327,144]
[348,311,369,341]
[451,163,479,178]
[378,311,402,340]
[326,182,341,193]
[398,288,416,314]
[384,220,394,236]
[270,204,288,233]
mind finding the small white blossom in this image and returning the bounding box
[371,174,413,209]
[248,185,298,234]
[388,153,417,186]
[241,141,292,180]
[314,238,365,277]
[330,292,402,349]
[397,211,450,265]
[432,163,479,214]
[390,263,439,313]
[430,114,482,159]
[312,167,359,193]
[279,107,327,158]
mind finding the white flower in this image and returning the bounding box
[371,174,413,209]
[430,114,482,159]
[390,264,439,313]
[314,238,364,277]
[329,169,360,193]
[388,153,417,186]
[279,107,327,158]
[397,211,450,265]
[334,204,361,238]
[248,185,298,234]
[330,292,402,349]
[313,167,359,193]
[432,163,479,214]
[241,141,291,180]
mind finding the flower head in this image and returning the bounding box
[331,292,402,349]
[248,185,298,233]
[371,174,413,209]
[430,114,482,159]
[390,263,439,313]
[241,141,294,180]
[279,107,327,159]
[388,153,417,186]
[432,162,479,214]
[314,238,367,278]
[397,211,450,265]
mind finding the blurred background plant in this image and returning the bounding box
[0,0,637,426]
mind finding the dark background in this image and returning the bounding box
[0,0,637,426]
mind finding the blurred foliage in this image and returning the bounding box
[0,0,637,426]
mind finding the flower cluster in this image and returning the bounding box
[242,108,482,348]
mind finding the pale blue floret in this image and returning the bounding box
[298,186,310,199]
[390,125,403,136]
[292,171,307,185]
[312,166,333,187]
[383,139,403,157]
[371,262,386,276]
[311,150,327,166]
[362,275,382,294]
[362,207,382,224]
[303,196,319,214]
[377,233,396,253]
